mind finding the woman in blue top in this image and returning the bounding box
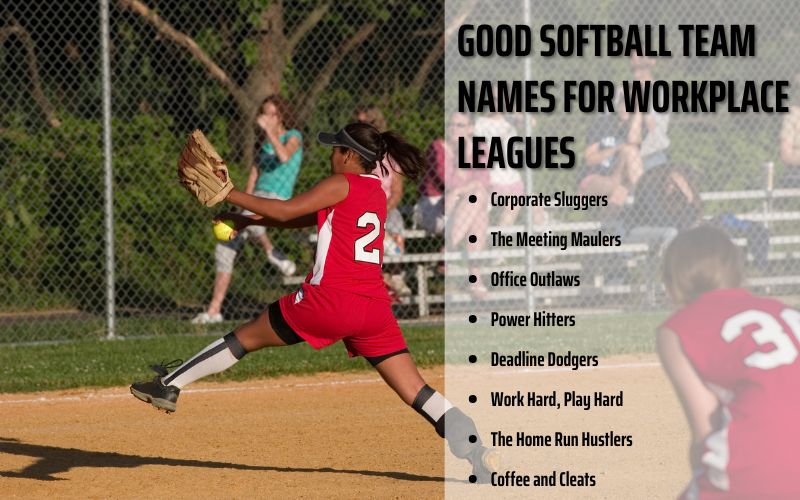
[192,95,303,324]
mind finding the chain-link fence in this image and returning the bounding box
[4,0,800,345]
[1,0,444,343]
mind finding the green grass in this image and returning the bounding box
[0,326,443,393]
[0,317,254,343]
[0,312,666,393]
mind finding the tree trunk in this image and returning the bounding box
[236,0,287,169]
[1,18,61,128]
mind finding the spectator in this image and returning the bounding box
[624,165,769,270]
[424,112,490,297]
[504,112,548,226]
[623,164,703,255]
[631,54,671,171]
[580,92,645,209]
[192,95,303,324]
[418,131,446,235]
[473,112,526,227]
[779,73,800,187]
[354,106,411,297]
[627,165,702,229]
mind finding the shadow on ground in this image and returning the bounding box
[0,437,449,483]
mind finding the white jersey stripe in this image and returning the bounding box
[310,209,334,285]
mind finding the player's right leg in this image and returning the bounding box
[131,303,298,412]
[372,353,500,483]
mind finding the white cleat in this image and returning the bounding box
[190,312,224,325]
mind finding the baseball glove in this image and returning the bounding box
[177,129,234,207]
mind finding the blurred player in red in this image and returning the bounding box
[659,226,800,499]
[131,122,498,482]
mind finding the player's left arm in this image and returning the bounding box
[215,211,316,230]
[656,327,719,470]
[225,174,349,224]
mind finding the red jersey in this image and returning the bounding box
[663,288,800,499]
[307,173,389,299]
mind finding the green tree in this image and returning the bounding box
[115,0,443,165]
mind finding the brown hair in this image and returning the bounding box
[663,226,744,306]
[353,106,387,132]
[337,122,424,180]
[260,95,296,130]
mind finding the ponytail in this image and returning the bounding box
[341,122,424,180]
[378,131,424,181]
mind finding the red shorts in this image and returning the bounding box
[276,283,407,358]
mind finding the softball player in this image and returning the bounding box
[131,122,498,482]
[658,226,800,498]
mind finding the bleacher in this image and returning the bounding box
[284,186,800,318]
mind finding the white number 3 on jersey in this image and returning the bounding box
[721,309,800,370]
[355,212,381,264]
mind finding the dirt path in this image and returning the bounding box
[0,356,689,499]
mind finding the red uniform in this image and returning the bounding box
[278,173,406,358]
[662,288,800,499]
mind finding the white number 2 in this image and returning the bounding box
[721,309,800,370]
[355,212,381,264]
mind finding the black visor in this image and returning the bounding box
[317,128,379,163]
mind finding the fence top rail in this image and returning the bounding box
[700,188,800,201]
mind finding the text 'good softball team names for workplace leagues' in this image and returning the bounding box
[449,20,788,491]
[456,24,788,171]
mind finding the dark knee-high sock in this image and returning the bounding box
[411,384,483,459]
[162,333,247,389]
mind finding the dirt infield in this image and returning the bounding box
[0,355,689,499]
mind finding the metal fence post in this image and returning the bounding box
[100,0,116,339]
[524,0,535,316]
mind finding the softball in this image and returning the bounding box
[213,219,236,241]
